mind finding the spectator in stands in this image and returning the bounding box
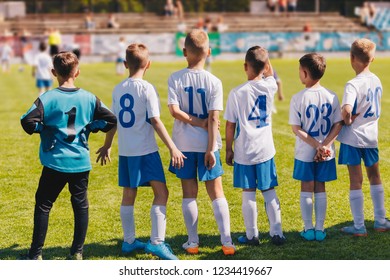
[48,28,62,56]
[164,0,175,17]
[84,12,96,30]
[175,1,184,20]
[215,15,228,33]
[195,17,204,29]
[107,13,120,29]
[360,2,376,27]
[267,0,278,12]
[279,0,288,13]
[303,22,312,32]
[288,0,298,12]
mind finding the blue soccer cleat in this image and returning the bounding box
[374,218,390,232]
[340,225,367,237]
[122,239,146,253]
[315,230,327,241]
[237,235,260,245]
[145,241,178,260]
[300,228,315,241]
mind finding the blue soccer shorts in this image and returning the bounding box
[119,152,166,188]
[338,143,379,167]
[169,150,223,182]
[293,158,337,182]
[36,79,52,89]
[233,158,278,191]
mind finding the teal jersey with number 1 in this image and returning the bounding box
[21,87,117,173]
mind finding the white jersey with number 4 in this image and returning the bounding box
[224,77,277,165]
[337,72,382,148]
[168,68,223,152]
[289,86,342,162]
[112,78,160,156]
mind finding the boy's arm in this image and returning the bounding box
[96,126,117,165]
[341,105,359,125]
[291,124,322,150]
[322,121,343,148]
[20,98,44,135]
[168,104,208,130]
[88,97,117,133]
[205,110,219,170]
[150,117,186,168]
[225,120,236,166]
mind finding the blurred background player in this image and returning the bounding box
[1,40,13,73]
[289,53,342,241]
[116,37,127,75]
[225,46,286,246]
[168,29,235,256]
[271,69,284,113]
[32,41,53,95]
[338,38,390,236]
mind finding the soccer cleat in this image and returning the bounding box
[374,218,390,232]
[122,239,146,253]
[182,241,199,254]
[271,234,286,245]
[340,225,367,237]
[300,228,315,241]
[222,242,236,255]
[20,254,43,260]
[315,230,327,241]
[237,235,260,245]
[66,252,83,260]
[145,241,178,260]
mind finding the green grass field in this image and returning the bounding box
[1,56,390,260]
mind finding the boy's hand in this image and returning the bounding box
[205,151,216,170]
[170,147,186,169]
[96,146,111,166]
[226,150,234,166]
[314,146,331,162]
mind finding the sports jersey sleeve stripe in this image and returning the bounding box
[167,75,179,105]
[21,98,44,135]
[223,89,237,123]
[342,83,358,107]
[288,95,301,126]
[146,84,161,119]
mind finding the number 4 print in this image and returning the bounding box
[248,95,269,128]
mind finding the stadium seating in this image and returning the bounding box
[0,12,369,36]
[372,8,390,31]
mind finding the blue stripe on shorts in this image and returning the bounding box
[338,143,379,167]
[119,152,166,188]
[168,150,223,181]
[293,158,337,182]
[233,158,278,191]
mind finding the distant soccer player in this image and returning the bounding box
[289,53,342,241]
[32,41,53,95]
[115,36,126,75]
[338,38,390,236]
[21,52,117,260]
[1,40,13,73]
[224,46,286,246]
[168,29,235,256]
[96,43,185,260]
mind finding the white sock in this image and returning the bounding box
[182,198,199,244]
[150,205,166,245]
[263,189,283,237]
[242,191,258,239]
[314,192,327,231]
[212,197,232,244]
[350,189,365,229]
[300,192,313,230]
[120,205,135,244]
[370,184,386,224]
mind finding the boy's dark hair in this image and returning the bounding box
[39,41,47,52]
[53,51,79,78]
[299,53,326,80]
[126,43,149,71]
[245,46,268,75]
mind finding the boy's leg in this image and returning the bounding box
[182,178,199,245]
[68,171,90,256]
[121,187,137,246]
[348,165,365,229]
[29,167,67,259]
[150,180,168,245]
[242,190,258,240]
[366,162,389,229]
[205,177,233,245]
[314,182,326,232]
[263,188,283,238]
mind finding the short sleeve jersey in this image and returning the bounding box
[34,52,53,80]
[112,78,160,156]
[337,72,382,148]
[289,86,342,162]
[168,68,223,152]
[224,77,278,165]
